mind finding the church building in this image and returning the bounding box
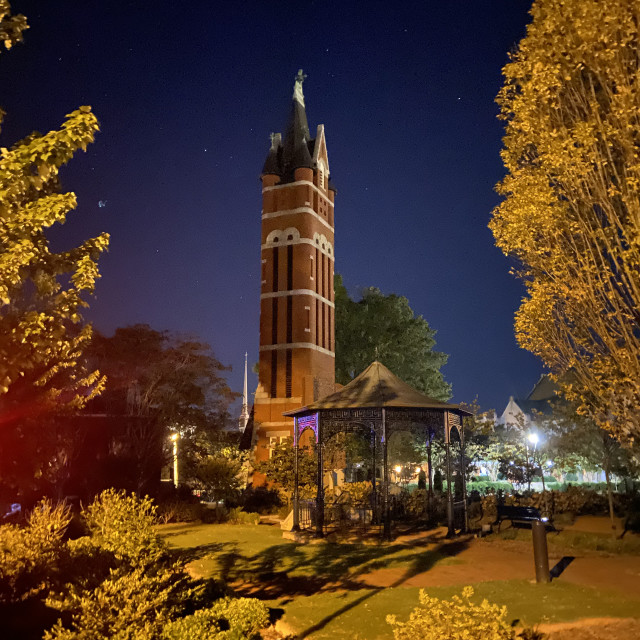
[251,70,336,464]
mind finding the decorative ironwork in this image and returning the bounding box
[297,412,318,441]
[290,402,469,539]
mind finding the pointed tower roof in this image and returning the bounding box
[281,69,313,175]
[238,353,250,432]
[262,132,282,176]
[261,70,316,181]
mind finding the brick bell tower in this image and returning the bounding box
[252,70,336,464]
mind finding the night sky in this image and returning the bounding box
[1,0,544,414]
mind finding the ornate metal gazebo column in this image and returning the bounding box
[293,416,300,532]
[445,411,455,537]
[459,427,469,533]
[370,424,378,524]
[382,408,391,540]
[315,413,324,538]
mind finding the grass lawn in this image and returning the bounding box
[489,525,640,555]
[274,581,640,640]
[159,523,640,639]
[159,522,460,585]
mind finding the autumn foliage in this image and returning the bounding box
[0,1,109,416]
[490,0,640,444]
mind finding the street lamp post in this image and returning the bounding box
[527,432,543,491]
[171,433,179,488]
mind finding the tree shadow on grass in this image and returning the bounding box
[296,537,470,637]
[168,541,226,563]
[227,535,469,608]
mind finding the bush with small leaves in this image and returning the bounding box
[156,499,207,524]
[239,486,282,514]
[227,508,260,525]
[337,481,372,504]
[84,489,163,564]
[161,597,270,640]
[387,586,514,640]
[44,564,188,640]
[0,499,70,603]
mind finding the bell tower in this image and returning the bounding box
[253,70,336,463]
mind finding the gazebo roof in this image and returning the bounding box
[284,361,471,415]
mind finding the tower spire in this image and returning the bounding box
[282,68,312,176]
[239,352,250,432]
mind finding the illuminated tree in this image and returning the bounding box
[335,275,451,400]
[0,0,109,418]
[490,0,640,444]
[0,0,26,53]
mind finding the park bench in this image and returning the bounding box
[494,505,553,531]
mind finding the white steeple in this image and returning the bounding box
[239,352,250,432]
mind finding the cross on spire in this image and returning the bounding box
[292,69,307,107]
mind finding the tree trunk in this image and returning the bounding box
[604,464,617,538]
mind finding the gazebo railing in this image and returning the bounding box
[298,499,377,534]
[295,494,468,535]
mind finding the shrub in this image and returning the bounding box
[156,499,206,524]
[387,586,514,640]
[337,481,372,503]
[84,489,164,563]
[407,489,428,517]
[239,486,282,514]
[44,565,188,640]
[161,597,270,640]
[467,481,514,495]
[0,499,71,603]
[227,508,260,525]
[194,457,243,503]
[433,469,444,493]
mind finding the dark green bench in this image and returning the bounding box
[495,505,552,530]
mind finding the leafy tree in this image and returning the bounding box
[540,403,639,533]
[85,325,237,492]
[0,0,27,52]
[489,0,640,443]
[193,456,243,502]
[255,437,316,501]
[0,6,108,412]
[335,275,451,400]
[0,1,108,502]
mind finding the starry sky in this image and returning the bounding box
[1,0,545,414]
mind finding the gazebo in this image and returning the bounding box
[284,361,472,539]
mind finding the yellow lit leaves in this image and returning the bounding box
[490,0,640,444]
[0,104,108,410]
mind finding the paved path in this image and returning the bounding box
[356,531,640,600]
